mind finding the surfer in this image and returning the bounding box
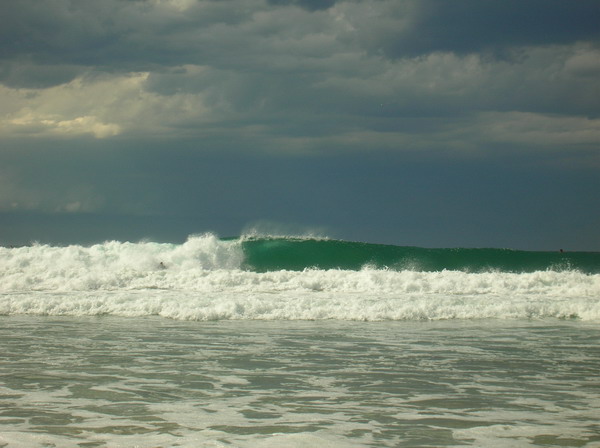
[158,261,166,269]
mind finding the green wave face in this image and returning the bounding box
[241,238,600,273]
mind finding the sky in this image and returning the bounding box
[1,0,599,250]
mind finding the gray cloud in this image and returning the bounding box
[356,0,600,59]
[267,0,337,11]
[3,1,598,77]
[3,0,599,120]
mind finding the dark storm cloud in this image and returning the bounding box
[367,0,600,58]
[1,0,598,125]
[0,59,82,88]
[2,0,598,80]
[1,0,599,139]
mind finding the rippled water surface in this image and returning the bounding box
[1,316,599,447]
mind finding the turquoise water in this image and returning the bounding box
[241,238,600,274]
[1,317,599,447]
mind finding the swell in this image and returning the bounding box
[241,238,600,274]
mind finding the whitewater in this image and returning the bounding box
[1,233,599,321]
[2,234,600,447]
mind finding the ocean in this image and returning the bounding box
[1,234,599,447]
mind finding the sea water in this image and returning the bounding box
[1,234,599,447]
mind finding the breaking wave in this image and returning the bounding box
[1,234,599,321]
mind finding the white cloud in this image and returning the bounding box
[53,116,121,139]
[150,0,198,12]
[564,46,600,78]
[477,112,600,147]
[0,71,216,138]
[8,114,121,138]
[0,74,143,138]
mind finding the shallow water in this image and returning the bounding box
[1,316,599,447]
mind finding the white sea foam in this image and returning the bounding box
[1,318,599,447]
[1,235,599,321]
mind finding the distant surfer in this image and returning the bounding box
[559,249,564,253]
[158,261,166,269]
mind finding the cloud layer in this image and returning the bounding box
[2,0,599,143]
